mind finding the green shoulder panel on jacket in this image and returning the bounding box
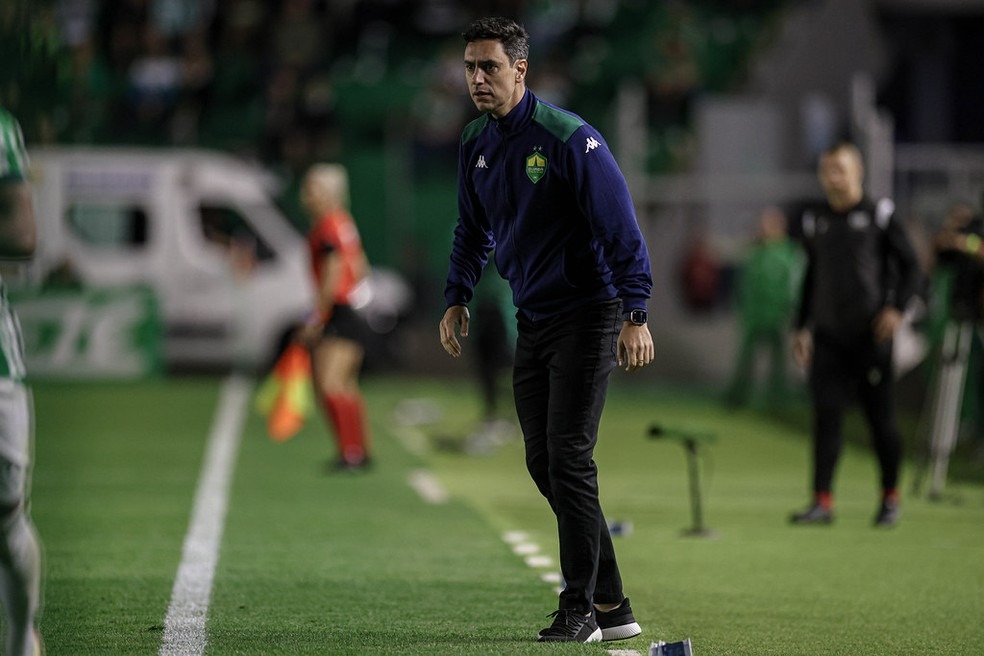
[532,101,583,143]
[461,115,489,144]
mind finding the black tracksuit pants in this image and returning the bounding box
[809,331,903,495]
[513,299,624,613]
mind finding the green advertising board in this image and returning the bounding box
[11,286,162,379]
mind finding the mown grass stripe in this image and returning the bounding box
[158,375,251,656]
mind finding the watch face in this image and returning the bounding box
[629,310,647,325]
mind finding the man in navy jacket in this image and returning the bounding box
[439,17,654,643]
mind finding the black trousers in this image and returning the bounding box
[809,332,903,495]
[513,299,624,613]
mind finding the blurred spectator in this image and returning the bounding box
[123,24,183,142]
[199,0,264,154]
[62,35,117,142]
[55,0,98,48]
[171,28,214,144]
[926,200,984,444]
[268,0,330,72]
[677,226,723,314]
[643,1,701,171]
[298,71,340,159]
[931,201,984,321]
[724,206,805,407]
[262,64,303,157]
[409,41,471,178]
[463,259,517,452]
[100,0,148,78]
[149,0,214,39]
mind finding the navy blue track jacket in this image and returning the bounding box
[444,89,652,321]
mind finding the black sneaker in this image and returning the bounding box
[873,499,900,527]
[326,457,372,473]
[595,597,643,641]
[536,609,602,643]
[789,504,834,525]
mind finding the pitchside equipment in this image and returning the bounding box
[649,638,694,655]
[648,424,717,537]
[915,320,974,499]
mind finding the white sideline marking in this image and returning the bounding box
[502,532,560,585]
[408,469,449,504]
[159,375,252,656]
[524,554,553,568]
[511,542,540,555]
[607,650,643,656]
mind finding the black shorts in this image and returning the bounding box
[321,304,367,345]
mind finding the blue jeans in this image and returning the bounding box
[513,299,624,613]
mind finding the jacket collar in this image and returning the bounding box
[491,88,535,135]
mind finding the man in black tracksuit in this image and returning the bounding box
[791,142,922,528]
[439,17,654,643]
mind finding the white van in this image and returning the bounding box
[24,147,315,373]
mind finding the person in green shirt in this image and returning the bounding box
[0,106,43,656]
[725,206,805,408]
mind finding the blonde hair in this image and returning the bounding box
[304,163,350,211]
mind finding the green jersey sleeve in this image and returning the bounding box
[0,108,28,183]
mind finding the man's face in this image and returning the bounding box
[463,39,527,119]
[818,149,863,199]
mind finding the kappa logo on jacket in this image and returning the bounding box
[475,155,488,169]
[585,137,601,153]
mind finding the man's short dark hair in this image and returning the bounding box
[822,141,863,162]
[462,17,530,63]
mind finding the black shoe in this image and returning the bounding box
[873,499,900,527]
[326,457,372,473]
[536,609,602,643]
[790,504,834,525]
[595,597,643,641]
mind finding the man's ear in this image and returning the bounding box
[515,59,528,82]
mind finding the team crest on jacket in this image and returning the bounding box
[848,211,870,230]
[525,150,547,184]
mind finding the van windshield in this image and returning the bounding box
[198,204,276,263]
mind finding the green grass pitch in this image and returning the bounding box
[28,375,984,655]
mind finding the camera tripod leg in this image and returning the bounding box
[927,321,973,499]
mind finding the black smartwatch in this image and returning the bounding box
[625,309,647,326]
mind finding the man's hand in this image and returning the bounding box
[439,305,470,357]
[872,307,903,343]
[617,323,654,372]
[792,329,813,368]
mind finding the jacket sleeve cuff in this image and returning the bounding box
[619,295,648,313]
